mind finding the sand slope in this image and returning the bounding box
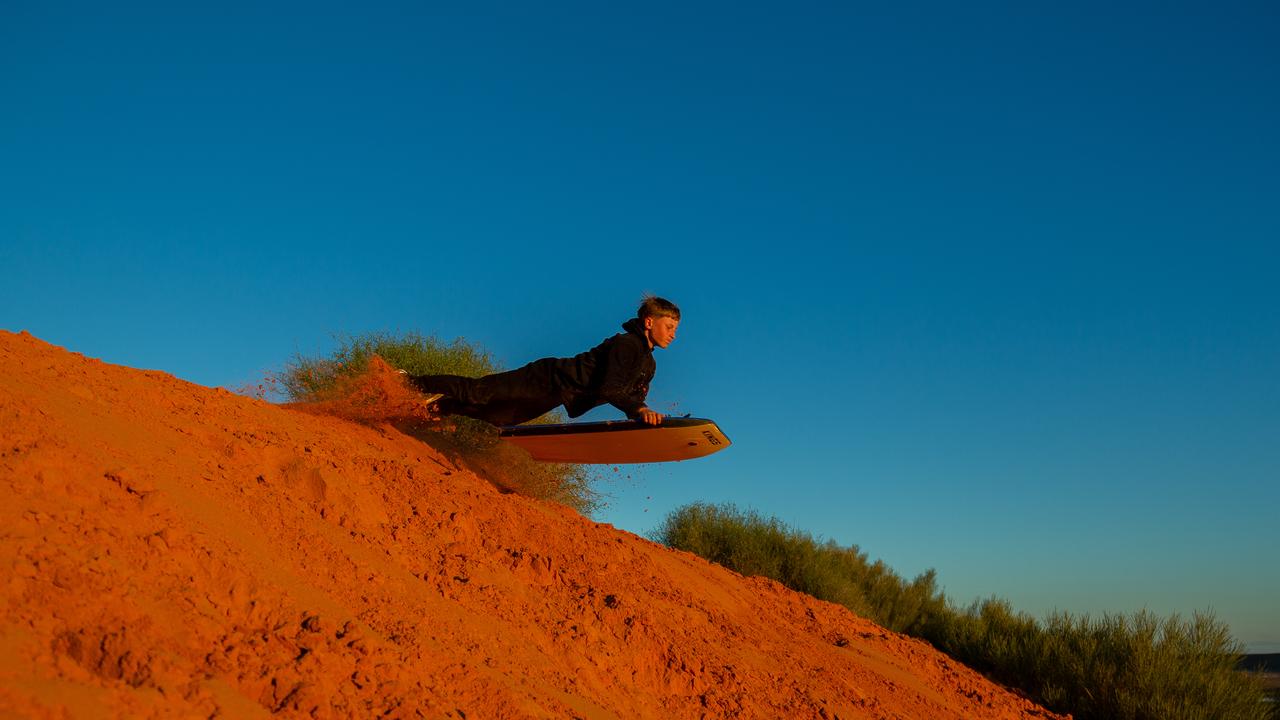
[0,330,1066,719]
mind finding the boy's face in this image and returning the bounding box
[645,315,679,349]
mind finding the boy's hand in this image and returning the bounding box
[638,407,664,426]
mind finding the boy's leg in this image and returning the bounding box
[407,374,478,404]
[467,397,562,426]
[409,361,562,425]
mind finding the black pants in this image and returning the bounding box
[409,358,563,426]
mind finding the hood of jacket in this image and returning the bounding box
[621,317,648,345]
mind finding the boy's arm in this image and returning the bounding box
[597,337,657,422]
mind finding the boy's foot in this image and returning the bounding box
[397,369,436,397]
[415,392,445,417]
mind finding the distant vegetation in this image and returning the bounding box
[275,332,601,515]
[654,502,1273,720]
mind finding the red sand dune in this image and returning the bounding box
[0,330,1067,719]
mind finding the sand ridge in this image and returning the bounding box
[0,330,1067,719]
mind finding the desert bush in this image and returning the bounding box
[925,601,1269,720]
[276,331,601,515]
[655,502,1270,720]
[651,502,946,633]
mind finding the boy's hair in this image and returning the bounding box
[638,295,680,321]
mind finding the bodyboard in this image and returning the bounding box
[498,417,731,464]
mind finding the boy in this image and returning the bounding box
[408,296,680,427]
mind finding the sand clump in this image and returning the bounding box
[283,355,441,426]
[0,330,1068,719]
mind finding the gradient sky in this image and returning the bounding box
[3,2,1277,651]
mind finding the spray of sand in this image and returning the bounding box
[284,355,439,425]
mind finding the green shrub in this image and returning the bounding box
[924,602,1269,720]
[275,331,601,515]
[654,502,1271,720]
[651,502,946,633]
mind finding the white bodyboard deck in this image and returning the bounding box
[499,417,731,464]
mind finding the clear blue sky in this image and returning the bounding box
[3,2,1277,652]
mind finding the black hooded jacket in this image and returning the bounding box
[554,317,655,418]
